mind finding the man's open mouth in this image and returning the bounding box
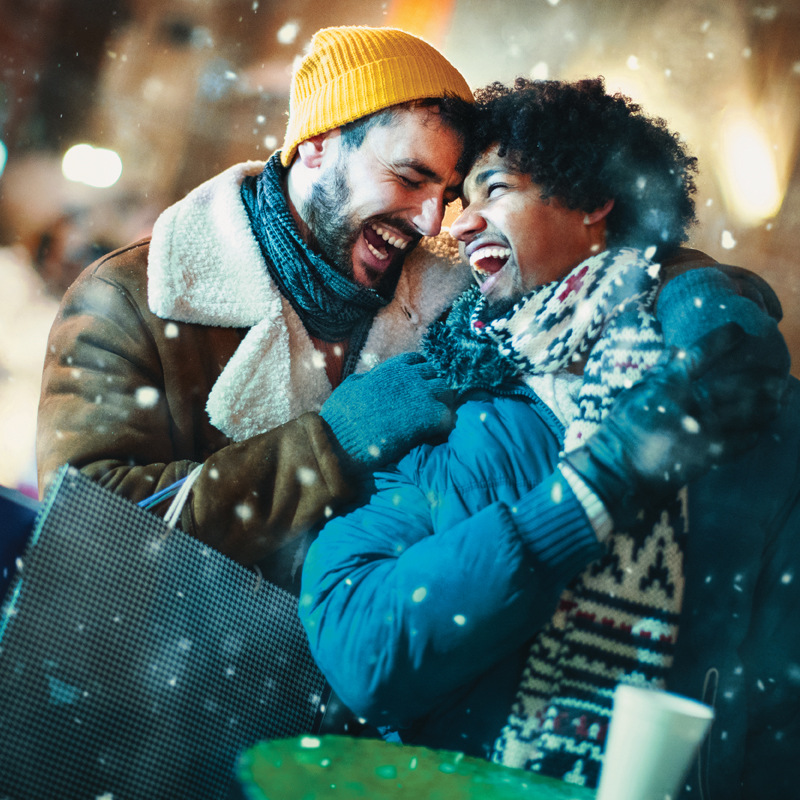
[362,223,412,263]
[469,245,512,277]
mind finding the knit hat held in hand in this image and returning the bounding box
[280,25,473,166]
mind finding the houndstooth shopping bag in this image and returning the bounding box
[0,466,328,799]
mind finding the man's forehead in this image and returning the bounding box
[379,108,465,183]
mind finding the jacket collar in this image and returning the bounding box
[146,161,471,441]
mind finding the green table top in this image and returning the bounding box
[236,735,597,800]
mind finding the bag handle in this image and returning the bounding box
[164,464,204,530]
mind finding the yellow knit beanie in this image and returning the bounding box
[280,26,473,167]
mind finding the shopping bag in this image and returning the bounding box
[0,465,329,800]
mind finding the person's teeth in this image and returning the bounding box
[366,241,389,261]
[370,223,409,249]
[469,247,511,267]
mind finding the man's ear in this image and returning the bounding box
[295,129,341,169]
[585,198,615,224]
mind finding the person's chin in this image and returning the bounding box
[351,235,406,289]
[474,269,518,318]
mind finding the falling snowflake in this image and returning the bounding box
[721,230,737,249]
[300,736,321,748]
[277,21,300,45]
[135,386,160,408]
[681,416,700,434]
[164,322,179,339]
[296,466,318,486]
[412,587,427,603]
[530,62,549,80]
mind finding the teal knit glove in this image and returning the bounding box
[320,353,456,475]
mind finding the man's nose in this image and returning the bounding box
[449,203,485,243]
[412,195,446,238]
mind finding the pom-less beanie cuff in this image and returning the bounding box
[280,26,473,167]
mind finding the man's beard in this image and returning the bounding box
[301,153,418,293]
[302,155,360,281]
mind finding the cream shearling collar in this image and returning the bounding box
[147,161,470,442]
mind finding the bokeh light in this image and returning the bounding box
[61,144,123,189]
[716,111,784,226]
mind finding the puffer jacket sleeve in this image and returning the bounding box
[37,243,352,568]
[300,462,603,728]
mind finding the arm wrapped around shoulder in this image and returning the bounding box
[563,323,785,530]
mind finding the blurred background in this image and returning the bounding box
[1,0,799,494]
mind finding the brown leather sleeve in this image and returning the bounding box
[37,243,352,570]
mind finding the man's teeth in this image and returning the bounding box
[469,246,512,269]
[371,224,409,250]
[366,241,389,260]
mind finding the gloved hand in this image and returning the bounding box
[320,352,456,475]
[562,323,784,530]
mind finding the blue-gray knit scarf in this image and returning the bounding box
[240,155,395,367]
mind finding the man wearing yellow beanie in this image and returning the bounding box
[38,26,476,594]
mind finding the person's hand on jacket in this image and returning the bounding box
[320,352,456,476]
[563,322,788,530]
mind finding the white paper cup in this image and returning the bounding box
[596,685,714,800]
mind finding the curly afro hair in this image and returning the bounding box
[468,77,698,257]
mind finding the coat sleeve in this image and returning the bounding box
[656,264,785,346]
[300,463,603,728]
[738,385,800,798]
[37,247,352,570]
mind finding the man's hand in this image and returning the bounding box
[563,323,786,530]
[320,352,455,475]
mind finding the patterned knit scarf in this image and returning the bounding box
[424,248,688,789]
[240,155,395,350]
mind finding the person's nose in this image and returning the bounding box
[449,202,486,244]
[412,194,446,238]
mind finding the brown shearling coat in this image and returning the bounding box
[37,239,353,588]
